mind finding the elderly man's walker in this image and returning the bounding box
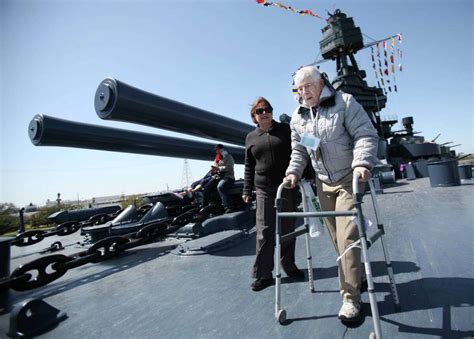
[274,173,401,339]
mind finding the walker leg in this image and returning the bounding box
[354,182,382,339]
[360,234,382,339]
[356,201,382,339]
[304,231,315,292]
[275,215,284,322]
[380,235,401,311]
[368,179,401,311]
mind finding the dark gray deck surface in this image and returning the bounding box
[1,178,473,338]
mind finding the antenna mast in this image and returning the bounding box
[181,159,194,189]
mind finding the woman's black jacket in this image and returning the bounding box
[243,120,292,196]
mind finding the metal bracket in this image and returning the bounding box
[40,241,64,254]
[8,298,67,337]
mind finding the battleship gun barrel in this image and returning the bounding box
[431,133,441,142]
[457,153,471,160]
[28,114,245,163]
[94,78,253,146]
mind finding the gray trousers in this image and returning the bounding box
[252,186,298,279]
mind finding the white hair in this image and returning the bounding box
[294,66,322,88]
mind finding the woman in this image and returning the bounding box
[243,97,304,292]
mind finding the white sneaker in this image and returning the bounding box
[338,301,360,322]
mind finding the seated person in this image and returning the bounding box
[202,144,235,213]
[179,166,222,205]
[191,171,214,192]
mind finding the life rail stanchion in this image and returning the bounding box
[368,179,401,311]
[352,173,382,339]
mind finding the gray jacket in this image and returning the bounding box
[218,150,235,180]
[286,86,379,184]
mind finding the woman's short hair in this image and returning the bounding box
[294,66,322,88]
[249,96,273,124]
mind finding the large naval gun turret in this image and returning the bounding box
[383,116,441,160]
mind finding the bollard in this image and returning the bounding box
[0,237,13,313]
[427,159,461,187]
[413,160,429,178]
[18,208,25,234]
[458,164,472,180]
[406,163,416,180]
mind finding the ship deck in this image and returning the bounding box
[1,177,473,338]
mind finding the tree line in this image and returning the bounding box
[0,202,61,235]
[0,197,144,236]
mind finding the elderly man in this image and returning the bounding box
[284,66,378,322]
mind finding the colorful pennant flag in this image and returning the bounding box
[397,33,403,43]
[370,34,404,95]
[255,0,323,19]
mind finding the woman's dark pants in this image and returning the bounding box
[252,186,298,279]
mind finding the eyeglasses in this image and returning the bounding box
[255,107,273,115]
[297,82,318,93]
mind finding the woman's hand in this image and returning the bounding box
[242,195,252,203]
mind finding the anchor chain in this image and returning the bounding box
[1,222,167,292]
[11,221,82,247]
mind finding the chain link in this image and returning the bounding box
[55,221,81,236]
[135,221,168,239]
[9,254,73,291]
[11,230,46,247]
[171,207,200,226]
[11,221,82,247]
[54,252,102,271]
[86,236,129,263]
[2,222,167,292]
[0,273,32,291]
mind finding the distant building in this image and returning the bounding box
[41,190,172,209]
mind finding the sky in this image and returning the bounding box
[1,0,472,207]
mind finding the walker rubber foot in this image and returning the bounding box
[277,309,286,324]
